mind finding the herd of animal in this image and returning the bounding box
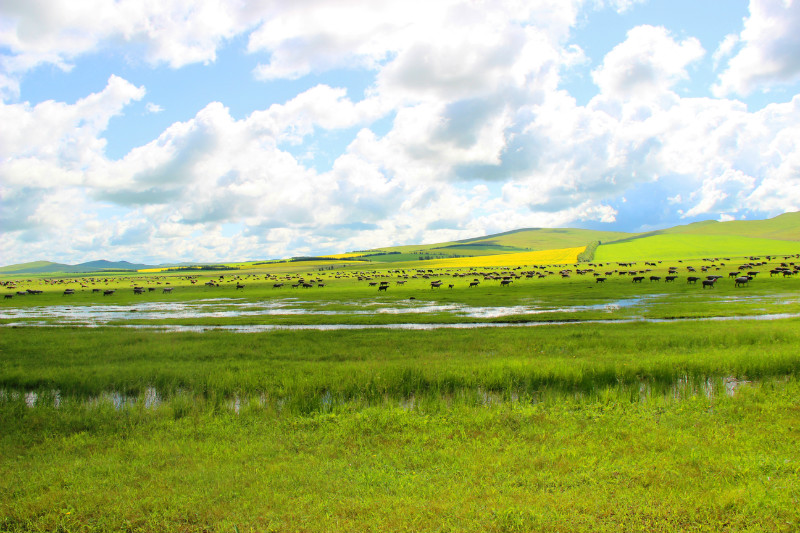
[2,254,798,299]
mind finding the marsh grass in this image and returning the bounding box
[1,379,799,532]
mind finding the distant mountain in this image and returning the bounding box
[1,260,161,275]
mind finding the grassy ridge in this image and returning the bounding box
[658,211,800,241]
[595,234,800,262]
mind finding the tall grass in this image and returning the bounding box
[2,319,799,416]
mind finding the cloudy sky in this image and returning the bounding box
[1,0,799,265]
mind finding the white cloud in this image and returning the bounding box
[145,102,163,114]
[592,25,705,99]
[714,0,800,96]
[3,1,800,265]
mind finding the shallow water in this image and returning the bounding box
[3,312,798,332]
[0,296,652,325]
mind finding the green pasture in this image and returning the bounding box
[2,322,800,532]
[2,253,800,327]
[594,234,800,262]
[656,211,800,241]
[2,232,800,532]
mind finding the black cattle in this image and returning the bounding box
[378,285,388,292]
[595,277,606,283]
[665,276,678,282]
[734,276,751,287]
[632,276,644,283]
[649,276,661,282]
[702,279,716,289]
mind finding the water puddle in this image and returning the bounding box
[3,312,798,332]
[0,296,651,325]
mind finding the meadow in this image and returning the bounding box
[1,242,800,531]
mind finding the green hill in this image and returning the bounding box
[593,211,800,262]
[0,261,62,273]
[360,228,636,262]
[595,234,800,262]
[657,211,800,241]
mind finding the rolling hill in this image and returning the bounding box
[2,212,798,273]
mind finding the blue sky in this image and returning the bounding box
[1,0,799,265]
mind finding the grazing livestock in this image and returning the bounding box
[469,281,479,288]
[162,287,173,293]
[500,279,512,287]
[702,279,716,289]
[595,277,606,283]
[735,276,751,287]
[133,288,145,294]
[665,276,678,282]
[431,281,443,288]
[649,276,661,282]
[236,283,245,290]
[687,276,700,284]
[273,283,284,288]
[632,276,644,283]
[4,294,12,299]
[103,290,115,296]
[63,289,75,295]
[378,285,388,292]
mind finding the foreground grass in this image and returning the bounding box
[1,321,800,531]
[1,382,799,532]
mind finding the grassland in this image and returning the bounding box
[2,321,800,532]
[2,215,800,532]
[594,234,800,262]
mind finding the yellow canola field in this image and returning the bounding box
[420,246,586,269]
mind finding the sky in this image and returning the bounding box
[1,0,799,265]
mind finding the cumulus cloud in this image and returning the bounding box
[714,0,800,96]
[0,0,260,97]
[2,1,800,265]
[592,25,705,99]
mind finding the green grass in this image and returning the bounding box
[658,211,800,241]
[1,322,800,532]
[2,246,800,531]
[595,234,800,262]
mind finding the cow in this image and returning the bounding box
[273,283,284,288]
[734,276,751,287]
[4,294,12,299]
[595,277,606,283]
[236,283,245,290]
[500,279,512,287]
[63,289,75,295]
[665,276,678,282]
[632,276,644,283]
[162,287,173,293]
[702,279,716,289]
[649,276,661,282]
[133,288,145,294]
[469,281,479,288]
[103,290,115,296]
[378,285,388,292]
